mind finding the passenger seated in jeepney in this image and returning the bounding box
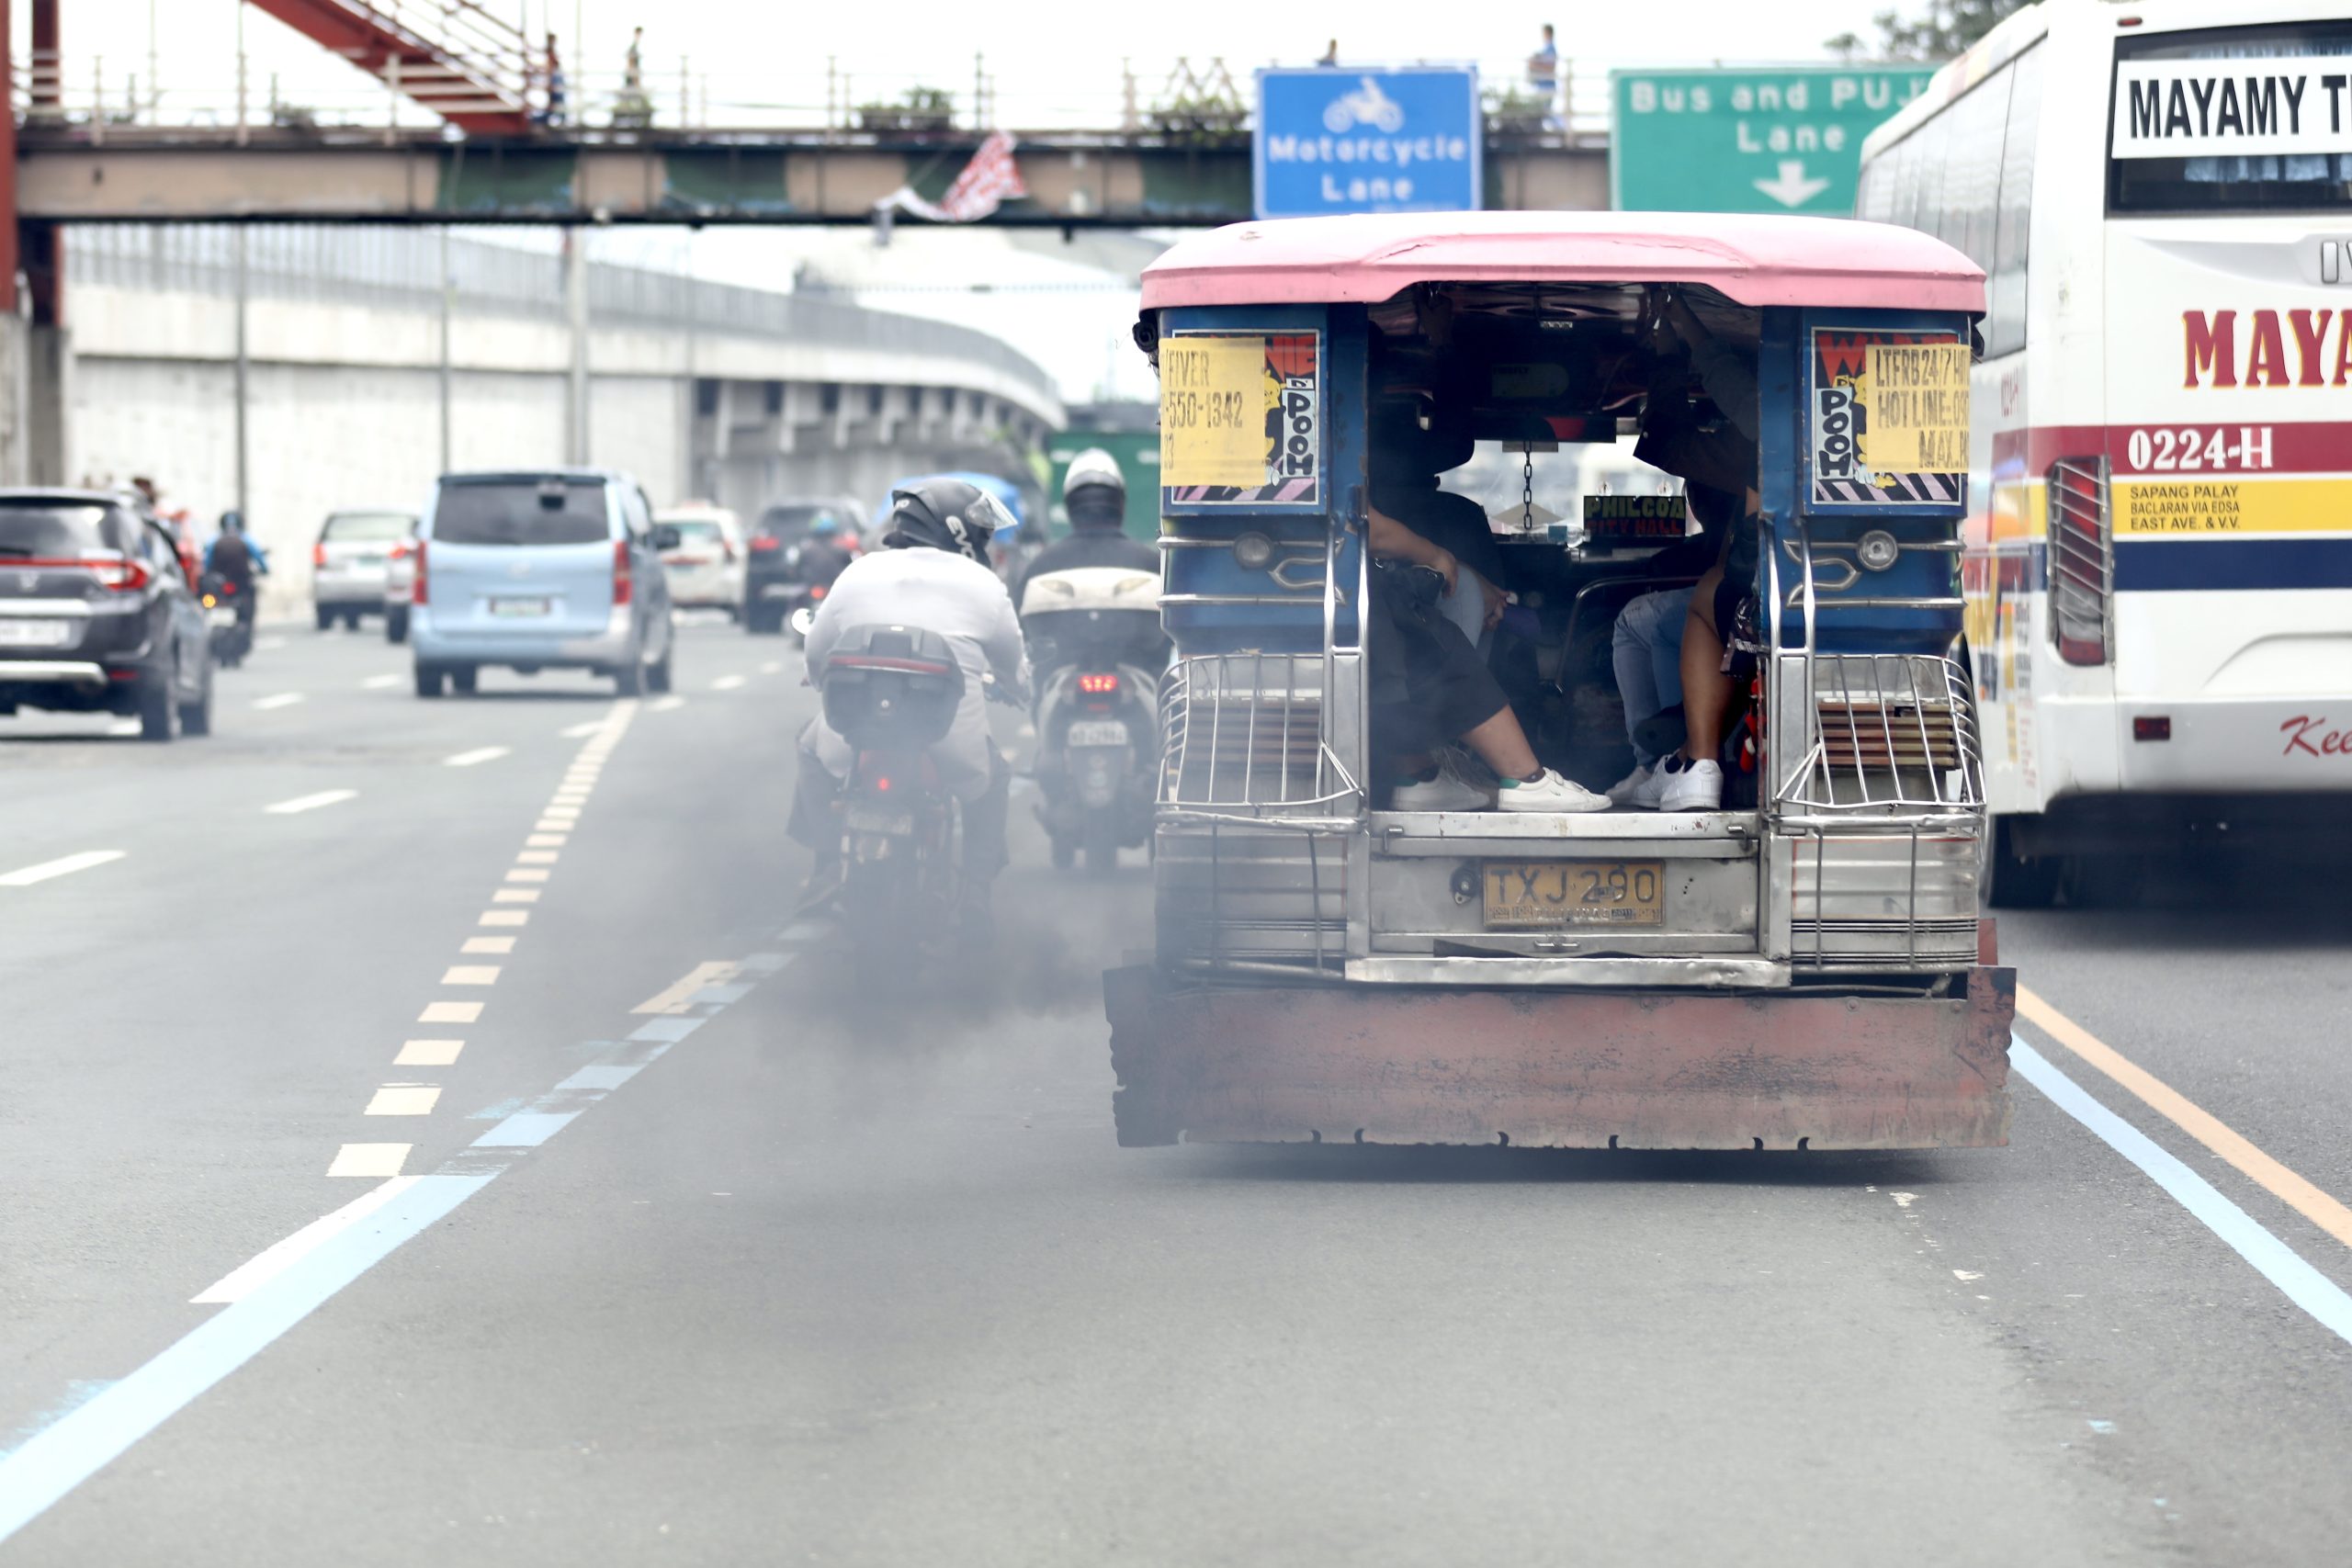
[1368,405,1507,650]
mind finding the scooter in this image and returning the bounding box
[1019,566,1164,876]
[199,572,253,669]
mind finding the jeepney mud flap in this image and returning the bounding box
[1102,966,2016,1150]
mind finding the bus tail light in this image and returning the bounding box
[2047,457,2111,668]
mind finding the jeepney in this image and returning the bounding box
[1103,211,2017,1150]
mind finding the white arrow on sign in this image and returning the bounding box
[1753,159,1832,208]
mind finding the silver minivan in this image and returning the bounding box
[409,469,678,698]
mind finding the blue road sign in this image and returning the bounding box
[1254,67,1482,220]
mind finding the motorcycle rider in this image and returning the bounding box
[789,478,1028,930]
[1012,449,1163,671]
[203,510,266,633]
[795,512,855,598]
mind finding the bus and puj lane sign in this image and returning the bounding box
[1611,67,1935,214]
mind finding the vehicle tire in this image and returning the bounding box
[449,664,479,695]
[386,606,409,644]
[613,655,643,697]
[2063,853,2148,910]
[345,610,364,632]
[178,665,213,737]
[1050,834,1076,872]
[647,636,673,694]
[1082,816,1120,878]
[1982,815,2059,909]
[315,605,334,631]
[137,661,179,741]
[414,662,446,698]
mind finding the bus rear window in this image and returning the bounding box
[2109,22,2352,214]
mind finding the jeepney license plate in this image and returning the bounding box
[1484,860,1665,928]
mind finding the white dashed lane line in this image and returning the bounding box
[649,694,686,712]
[418,1000,483,1024]
[0,851,127,887]
[758,660,783,675]
[264,790,357,817]
[394,1040,464,1066]
[362,673,401,690]
[251,693,304,711]
[364,1085,443,1117]
[444,746,510,767]
[712,673,746,691]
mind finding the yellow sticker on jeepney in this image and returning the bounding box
[1160,336,1269,490]
[1861,343,1972,475]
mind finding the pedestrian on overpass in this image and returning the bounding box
[537,32,566,127]
[1528,24,1559,123]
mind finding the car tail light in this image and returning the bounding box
[613,537,633,605]
[388,541,411,561]
[311,542,328,569]
[1078,671,1121,694]
[412,538,428,604]
[35,555,155,592]
[810,583,828,602]
[749,535,781,554]
[2133,716,2171,741]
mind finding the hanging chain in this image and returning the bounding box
[1521,446,1536,534]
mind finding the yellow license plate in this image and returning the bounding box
[1483,860,1665,928]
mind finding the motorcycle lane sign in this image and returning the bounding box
[1255,67,1482,220]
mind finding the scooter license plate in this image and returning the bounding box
[207,607,239,629]
[1483,860,1665,928]
[1066,719,1130,748]
[845,802,914,837]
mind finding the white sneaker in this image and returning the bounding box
[1392,771,1492,811]
[1656,755,1724,811]
[1497,768,1611,813]
[1604,763,1652,806]
[1630,764,1672,809]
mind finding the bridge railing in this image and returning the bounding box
[13,51,1616,144]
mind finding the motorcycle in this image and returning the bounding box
[199,571,253,669]
[813,623,974,963]
[1019,566,1164,875]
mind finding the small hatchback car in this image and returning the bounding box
[409,469,678,698]
[0,489,214,739]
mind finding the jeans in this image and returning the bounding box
[1611,587,1693,767]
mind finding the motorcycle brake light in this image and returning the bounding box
[1078,672,1120,694]
[874,775,891,792]
[810,584,827,601]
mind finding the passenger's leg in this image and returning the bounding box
[1459,706,1540,781]
[1611,595,1664,761]
[1679,568,1731,763]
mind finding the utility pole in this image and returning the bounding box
[233,225,250,524]
[437,225,453,472]
[565,230,588,465]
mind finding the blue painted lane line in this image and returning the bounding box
[469,1111,579,1148]
[628,1017,703,1043]
[2013,1038,2352,1348]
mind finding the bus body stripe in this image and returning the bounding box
[1991,421,2352,478]
[2113,536,2352,592]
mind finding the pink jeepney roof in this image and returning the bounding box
[1140,210,1984,314]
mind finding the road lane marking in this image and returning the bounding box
[264,790,356,816]
[253,635,287,651]
[362,673,401,690]
[190,1176,420,1304]
[516,851,559,865]
[542,806,581,818]
[526,834,567,848]
[559,720,605,739]
[251,693,304,710]
[650,694,685,712]
[759,660,782,675]
[325,1142,412,1179]
[479,909,527,927]
[394,1040,464,1066]
[713,673,746,691]
[0,947,768,1545]
[505,869,549,885]
[2018,986,2352,1253]
[444,746,510,767]
[0,851,126,887]
[630,960,741,1015]
[418,1000,482,1023]
[463,935,515,953]
[2013,1040,2352,1348]
[492,888,539,904]
[364,1085,443,1116]
[440,965,501,985]
[533,818,571,833]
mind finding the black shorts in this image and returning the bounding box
[1367,565,1509,756]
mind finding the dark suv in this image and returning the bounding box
[744,499,859,635]
[0,490,214,739]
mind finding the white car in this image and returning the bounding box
[654,504,746,619]
[311,510,415,631]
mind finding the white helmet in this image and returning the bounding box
[1061,447,1126,511]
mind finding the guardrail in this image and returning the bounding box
[13,50,1620,144]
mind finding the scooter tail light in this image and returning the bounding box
[1078,671,1121,694]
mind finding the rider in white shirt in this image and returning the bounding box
[790,479,1029,923]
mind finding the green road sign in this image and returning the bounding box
[1611,67,1937,215]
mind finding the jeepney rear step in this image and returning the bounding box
[1102,964,2014,1150]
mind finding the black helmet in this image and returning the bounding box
[883,478,1012,564]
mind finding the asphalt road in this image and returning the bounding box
[5,617,2351,1565]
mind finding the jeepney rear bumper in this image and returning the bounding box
[1102,964,2016,1150]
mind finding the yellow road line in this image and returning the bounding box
[2018,985,2352,1252]
[631,960,740,1016]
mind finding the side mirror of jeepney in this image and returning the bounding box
[788,607,816,637]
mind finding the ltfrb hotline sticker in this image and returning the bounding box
[1810,329,1969,506]
[1159,333,1321,506]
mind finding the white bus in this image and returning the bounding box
[1858,0,2352,905]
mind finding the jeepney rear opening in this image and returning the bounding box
[1114,213,2014,1152]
